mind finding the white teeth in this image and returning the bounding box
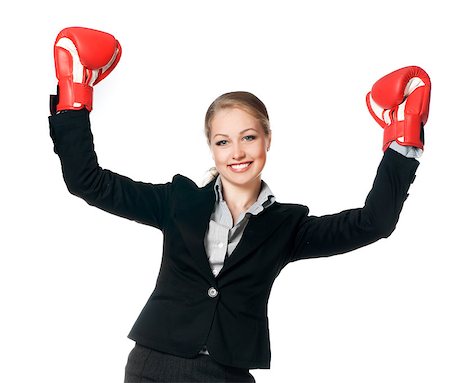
[230,162,250,169]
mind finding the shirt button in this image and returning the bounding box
[208,287,218,298]
[217,242,224,248]
[212,269,219,276]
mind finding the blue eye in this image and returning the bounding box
[243,135,256,141]
[215,140,228,146]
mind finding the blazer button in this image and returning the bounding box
[208,287,218,298]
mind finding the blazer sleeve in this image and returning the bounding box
[49,109,171,231]
[289,149,420,262]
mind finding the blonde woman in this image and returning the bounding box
[49,27,430,383]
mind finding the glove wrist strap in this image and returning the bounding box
[56,81,93,112]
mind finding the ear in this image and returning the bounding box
[266,130,272,151]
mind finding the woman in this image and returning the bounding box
[49,27,429,383]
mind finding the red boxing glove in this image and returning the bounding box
[366,66,431,153]
[50,27,121,114]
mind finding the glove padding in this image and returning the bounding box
[50,26,121,115]
[366,66,431,154]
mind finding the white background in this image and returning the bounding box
[1,1,449,382]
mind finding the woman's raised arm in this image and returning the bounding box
[49,27,171,230]
[289,66,430,262]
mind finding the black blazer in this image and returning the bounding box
[49,109,420,369]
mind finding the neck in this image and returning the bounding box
[220,176,262,211]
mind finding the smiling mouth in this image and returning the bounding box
[228,161,252,171]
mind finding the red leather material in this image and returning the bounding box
[366,66,431,152]
[56,27,118,70]
[53,26,121,112]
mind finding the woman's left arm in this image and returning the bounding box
[289,66,430,262]
[290,148,419,262]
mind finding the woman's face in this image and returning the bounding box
[209,107,271,189]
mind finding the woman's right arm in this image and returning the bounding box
[49,109,171,230]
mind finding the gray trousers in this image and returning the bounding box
[124,343,256,383]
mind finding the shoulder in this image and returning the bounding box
[171,174,215,192]
[172,174,197,188]
[169,174,216,207]
[269,201,310,219]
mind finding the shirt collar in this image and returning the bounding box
[213,176,276,216]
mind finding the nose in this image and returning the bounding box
[232,142,245,160]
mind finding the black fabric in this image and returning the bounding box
[49,109,420,369]
[124,343,255,383]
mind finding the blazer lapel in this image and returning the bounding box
[219,202,289,275]
[173,179,216,281]
[173,178,290,280]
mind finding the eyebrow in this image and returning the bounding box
[213,128,257,139]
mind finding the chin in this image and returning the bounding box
[224,171,262,187]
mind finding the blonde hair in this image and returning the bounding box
[204,91,271,144]
[202,91,271,186]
